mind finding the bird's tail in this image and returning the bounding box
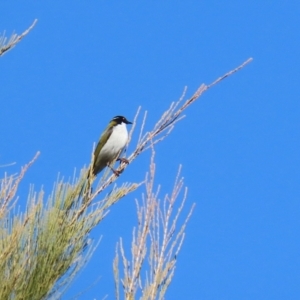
[78,166,94,204]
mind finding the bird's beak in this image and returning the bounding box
[126,120,133,125]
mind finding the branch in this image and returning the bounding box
[114,148,195,299]
[0,19,38,57]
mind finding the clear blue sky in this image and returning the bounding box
[1,1,299,299]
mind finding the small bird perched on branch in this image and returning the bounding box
[92,115,132,176]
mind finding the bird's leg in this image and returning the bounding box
[107,164,121,176]
[107,157,129,176]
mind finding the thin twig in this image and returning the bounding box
[0,19,38,56]
[0,152,40,217]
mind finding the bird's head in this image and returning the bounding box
[110,116,132,126]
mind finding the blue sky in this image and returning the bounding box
[1,1,299,299]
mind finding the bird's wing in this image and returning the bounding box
[93,125,113,160]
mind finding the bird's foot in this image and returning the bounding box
[112,168,121,176]
[117,157,129,164]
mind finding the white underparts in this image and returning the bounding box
[95,122,128,171]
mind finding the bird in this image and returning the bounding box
[92,115,132,176]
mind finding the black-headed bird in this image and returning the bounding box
[92,115,132,176]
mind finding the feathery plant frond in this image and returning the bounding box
[0,19,37,57]
[113,148,195,300]
[0,153,141,299]
[0,152,40,219]
[0,165,98,299]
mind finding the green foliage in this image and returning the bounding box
[0,167,139,299]
[0,173,93,299]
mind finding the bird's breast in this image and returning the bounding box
[99,123,128,158]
